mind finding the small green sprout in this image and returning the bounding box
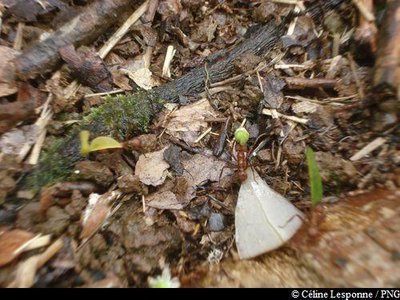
[80,130,122,156]
[234,127,250,146]
[147,266,180,288]
[306,146,323,207]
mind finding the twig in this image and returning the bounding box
[167,135,202,154]
[262,108,308,124]
[98,1,149,59]
[13,22,24,50]
[142,195,146,213]
[350,137,386,161]
[347,53,365,98]
[16,0,139,80]
[84,89,124,98]
[352,0,375,22]
[194,127,212,144]
[284,77,337,89]
[27,102,53,165]
[205,117,228,123]
[271,0,299,4]
[213,116,231,157]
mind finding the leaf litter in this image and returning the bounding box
[0,0,399,288]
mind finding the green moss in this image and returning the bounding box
[22,90,164,191]
[86,91,163,140]
[23,138,73,192]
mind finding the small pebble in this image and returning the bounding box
[208,213,226,232]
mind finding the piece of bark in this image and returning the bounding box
[14,0,140,80]
[197,188,400,287]
[373,0,400,95]
[59,45,113,92]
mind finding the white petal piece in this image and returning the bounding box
[235,168,304,259]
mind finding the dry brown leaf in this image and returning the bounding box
[124,68,157,90]
[135,148,170,186]
[0,46,18,97]
[146,191,186,210]
[182,153,233,200]
[0,229,34,267]
[0,125,39,157]
[163,99,217,144]
[111,69,132,91]
[80,191,121,240]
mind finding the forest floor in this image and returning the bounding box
[0,0,399,288]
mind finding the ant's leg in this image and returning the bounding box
[218,165,235,183]
[182,167,194,181]
[248,133,269,157]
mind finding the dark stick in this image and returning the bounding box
[153,0,347,103]
[14,0,140,80]
[154,21,284,103]
[213,117,231,157]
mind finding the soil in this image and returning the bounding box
[0,0,399,288]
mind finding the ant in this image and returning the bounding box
[219,126,268,184]
[233,127,250,182]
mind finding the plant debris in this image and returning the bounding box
[0,0,399,288]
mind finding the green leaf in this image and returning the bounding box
[89,136,122,152]
[80,130,122,156]
[306,147,323,207]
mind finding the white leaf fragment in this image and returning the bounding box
[235,169,304,259]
